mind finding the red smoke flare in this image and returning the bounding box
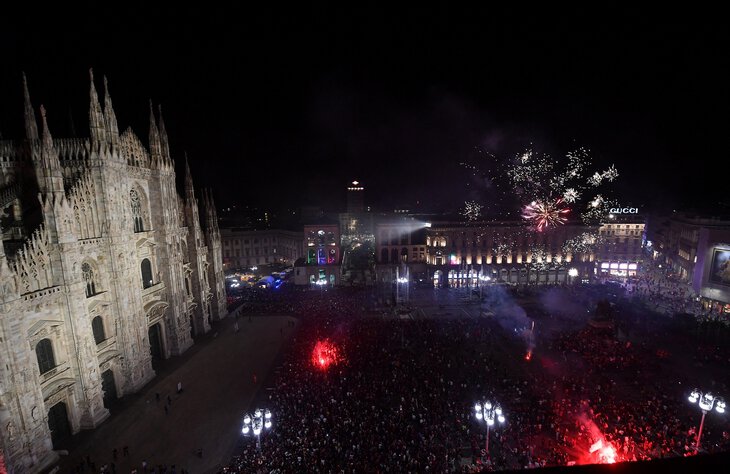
[312,340,339,370]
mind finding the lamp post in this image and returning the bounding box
[479,275,490,300]
[242,408,273,451]
[568,267,579,285]
[688,389,725,453]
[474,400,506,457]
[315,278,326,298]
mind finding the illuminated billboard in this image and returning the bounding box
[709,248,730,287]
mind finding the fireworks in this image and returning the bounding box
[562,232,603,256]
[311,340,340,370]
[492,242,514,259]
[563,188,580,203]
[468,146,619,227]
[526,244,553,271]
[522,199,570,232]
[587,165,619,186]
[462,201,483,221]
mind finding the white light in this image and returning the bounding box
[568,268,579,277]
[487,418,494,426]
[424,222,432,228]
[265,420,272,429]
[352,180,359,185]
[495,407,502,416]
[474,403,482,412]
[475,411,483,420]
[716,399,726,414]
[689,395,698,403]
[243,415,251,425]
[253,427,262,435]
[498,415,505,423]
[485,401,492,410]
[265,409,272,419]
[242,426,250,434]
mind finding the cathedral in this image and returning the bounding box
[0,70,228,473]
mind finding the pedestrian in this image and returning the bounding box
[177,381,182,394]
[167,395,172,405]
[123,445,129,457]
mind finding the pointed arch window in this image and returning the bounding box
[130,189,144,232]
[141,258,153,289]
[92,316,106,344]
[82,262,97,297]
[36,338,55,374]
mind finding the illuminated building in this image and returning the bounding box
[339,180,374,245]
[220,228,303,270]
[595,214,645,278]
[0,72,226,472]
[293,221,341,286]
[648,211,730,314]
[374,218,596,288]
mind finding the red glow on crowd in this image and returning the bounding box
[588,438,619,464]
[311,340,339,370]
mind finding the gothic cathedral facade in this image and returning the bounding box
[0,71,228,473]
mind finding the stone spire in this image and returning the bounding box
[149,100,162,164]
[22,72,39,141]
[158,104,170,161]
[103,75,119,146]
[89,68,107,145]
[184,152,195,201]
[203,188,220,236]
[38,105,64,195]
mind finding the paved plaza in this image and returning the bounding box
[53,313,297,474]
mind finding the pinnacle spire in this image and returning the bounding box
[89,68,107,145]
[149,99,162,161]
[184,152,196,199]
[158,104,170,159]
[22,72,39,140]
[103,75,119,145]
[37,105,63,194]
[40,105,53,149]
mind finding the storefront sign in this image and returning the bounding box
[609,207,639,214]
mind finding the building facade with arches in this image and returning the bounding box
[375,218,598,290]
[0,71,227,472]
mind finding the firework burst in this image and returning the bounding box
[522,198,570,232]
[462,201,483,221]
[562,232,603,256]
[563,188,580,203]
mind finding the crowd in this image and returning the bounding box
[215,283,730,473]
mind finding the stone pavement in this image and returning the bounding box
[51,313,298,474]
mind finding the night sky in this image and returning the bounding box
[1,5,727,216]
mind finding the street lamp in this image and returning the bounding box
[315,278,327,297]
[568,267,579,284]
[479,275,490,300]
[396,277,409,304]
[242,408,273,451]
[688,389,725,453]
[474,400,506,457]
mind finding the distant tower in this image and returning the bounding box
[347,180,365,213]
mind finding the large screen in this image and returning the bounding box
[709,248,730,286]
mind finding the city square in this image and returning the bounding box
[2,5,729,474]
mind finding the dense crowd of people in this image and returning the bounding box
[215,282,730,473]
